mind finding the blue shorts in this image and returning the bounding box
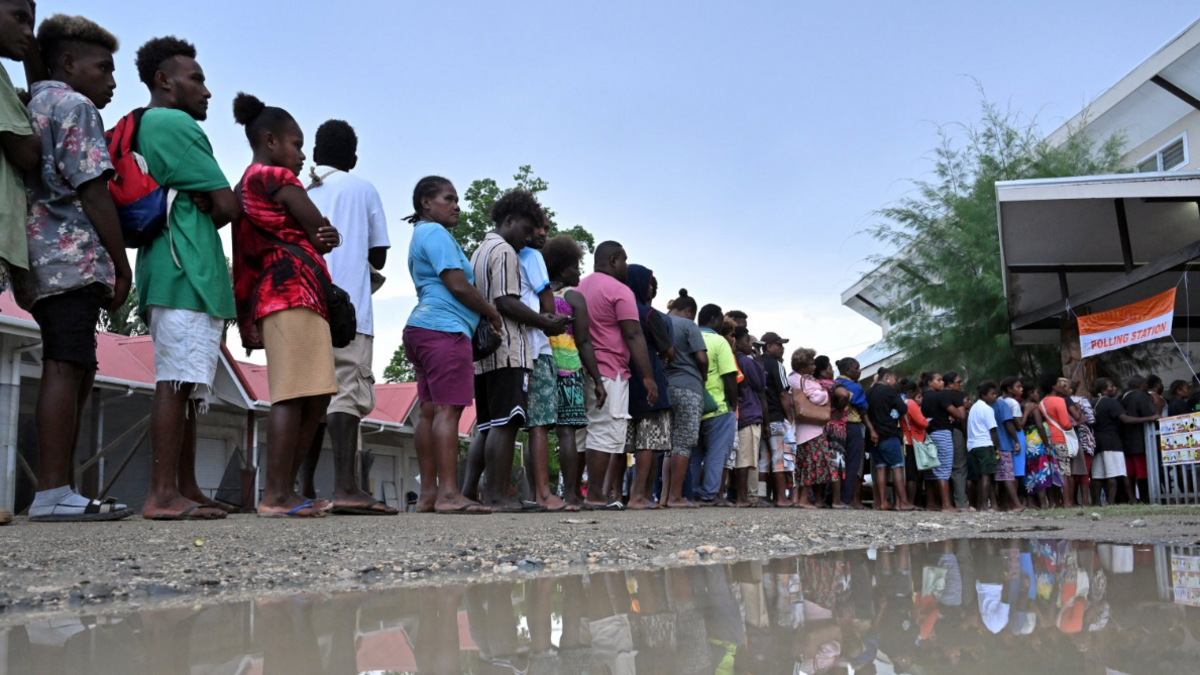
[873,436,905,469]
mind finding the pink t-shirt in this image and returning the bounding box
[577,272,639,380]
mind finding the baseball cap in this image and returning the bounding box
[750,334,763,347]
[760,332,789,346]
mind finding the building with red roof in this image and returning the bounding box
[0,292,476,513]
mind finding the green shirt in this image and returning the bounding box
[0,66,31,270]
[700,328,737,420]
[135,108,234,320]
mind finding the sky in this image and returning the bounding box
[6,0,1200,377]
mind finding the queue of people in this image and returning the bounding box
[0,8,1187,523]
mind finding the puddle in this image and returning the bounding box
[3,539,1199,674]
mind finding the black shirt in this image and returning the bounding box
[1092,396,1125,452]
[922,389,954,433]
[1168,396,1193,417]
[760,356,789,423]
[866,383,906,440]
[944,390,967,431]
[1120,390,1156,455]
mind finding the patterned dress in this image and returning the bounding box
[819,378,848,455]
[1023,413,1063,494]
[551,287,587,427]
[790,372,837,487]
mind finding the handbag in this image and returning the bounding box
[472,320,502,361]
[914,437,940,471]
[1040,400,1080,458]
[792,375,831,426]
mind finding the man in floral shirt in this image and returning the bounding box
[15,14,133,522]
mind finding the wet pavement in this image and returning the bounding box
[3,538,1199,674]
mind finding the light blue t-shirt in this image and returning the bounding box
[992,398,1015,453]
[518,247,552,357]
[405,221,480,336]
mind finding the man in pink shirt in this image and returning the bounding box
[576,241,657,509]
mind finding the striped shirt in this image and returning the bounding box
[471,232,532,374]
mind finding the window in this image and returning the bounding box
[1137,133,1189,172]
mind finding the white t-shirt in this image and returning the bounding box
[967,399,998,449]
[518,247,552,357]
[308,166,390,336]
[976,582,1010,635]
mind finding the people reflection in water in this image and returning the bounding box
[8,539,1200,675]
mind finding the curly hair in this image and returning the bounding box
[791,347,817,374]
[490,188,545,229]
[38,14,119,65]
[135,36,195,88]
[232,92,294,148]
[542,234,584,280]
[313,119,357,170]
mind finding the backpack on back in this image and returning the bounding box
[105,108,168,248]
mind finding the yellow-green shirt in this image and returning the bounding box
[701,328,737,420]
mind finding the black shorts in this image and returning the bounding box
[30,283,108,369]
[474,367,529,432]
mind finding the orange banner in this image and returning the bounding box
[1077,288,1177,357]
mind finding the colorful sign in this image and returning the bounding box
[1171,554,1200,607]
[1159,412,1200,467]
[1077,288,1176,357]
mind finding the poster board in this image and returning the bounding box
[1170,554,1200,607]
[1159,412,1200,467]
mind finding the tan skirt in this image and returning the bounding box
[259,308,337,403]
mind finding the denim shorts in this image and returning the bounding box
[873,436,905,469]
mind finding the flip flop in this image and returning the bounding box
[332,499,399,516]
[434,502,491,515]
[258,499,325,518]
[605,501,625,511]
[144,504,226,521]
[522,500,549,512]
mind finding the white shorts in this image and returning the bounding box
[149,306,224,410]
[1091,450,1127,479]
[577,374,630,454]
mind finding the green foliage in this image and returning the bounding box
[98,283,147,336]
[383,343,416,384]
[868,91,1127,383]
[454,165,595,258]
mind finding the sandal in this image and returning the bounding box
[30,497,133,523]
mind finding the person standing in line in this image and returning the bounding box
[790,348,838,509]
[898,379,927,508]
[299,119,398,514]
[1167,379,1194,416]
[920,372,955,512]
[662,289,707,508]
[231,93,341,518]
[460,190,568,512]
[19,15,136,522]
[132,36,241,520]
[622,264,673,509]
[689,304,738,506]
[732,327,765,507]
[0,0,37,527]
[991,376,1024,512]
[1118,375,1159,503]
[1067,381,1094,507]
[835,358,873,509]
[402,176,499,514]
[866,368,915,511]
[541,234,606,510]
[1021,379,1060,508]
[966,381,1001,512]
[759,333,794,507]
[574,241,657,510]
[517,214,568,511]
[941,372,970,510]
[1037,374,1077,509]
[999,377,1028,506]
[816,356,848,508]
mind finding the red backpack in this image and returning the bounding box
[104,108,169,248]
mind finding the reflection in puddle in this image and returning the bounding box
[3,539,1199,674]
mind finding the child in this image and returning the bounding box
[231,93,340,518]
[966,381,1001,512]
[18,15,134,522]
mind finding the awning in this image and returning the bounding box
[996,171,1200,345]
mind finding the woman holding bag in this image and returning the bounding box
[788,348,836,509]
[900,379,932,509]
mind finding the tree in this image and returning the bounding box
[99,283,148,336]
[867,92,1127,384]
[454,165,595,258]
[383,343,416,383]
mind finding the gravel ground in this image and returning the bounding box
[1,505,1199,624]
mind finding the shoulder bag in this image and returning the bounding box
[1040,400,1080,458]
[792,375,831,426]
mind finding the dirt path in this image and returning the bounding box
[2,505,1198,624]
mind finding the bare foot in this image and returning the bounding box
[180,489,237,513]
[142,495,225,520]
